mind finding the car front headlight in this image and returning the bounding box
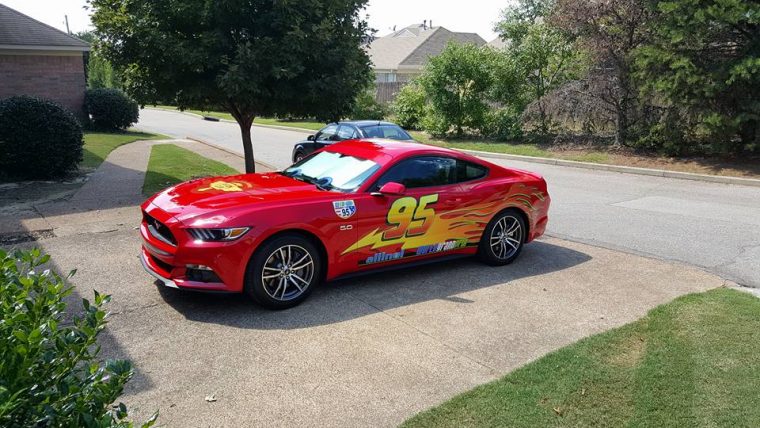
[187,227,250,242]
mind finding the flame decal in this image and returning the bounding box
[343,183,546,255]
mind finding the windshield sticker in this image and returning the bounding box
[333,200,357,219]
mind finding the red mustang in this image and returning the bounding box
[140,139,550,309]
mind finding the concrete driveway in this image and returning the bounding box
[38,227,726,426]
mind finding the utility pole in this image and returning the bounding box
[64,15,70,34]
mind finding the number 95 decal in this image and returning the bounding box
[383,194,438,240]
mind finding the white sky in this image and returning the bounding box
[2,0,503,41]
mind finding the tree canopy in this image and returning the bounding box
[636,0,760,149]
[89,0,372,172]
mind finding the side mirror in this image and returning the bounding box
[307,135,315,141]
[373,182,406,196]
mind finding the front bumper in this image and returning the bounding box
[139,204,255,293]
[140,250,179,289]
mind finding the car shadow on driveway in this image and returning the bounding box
[155,240,591,329]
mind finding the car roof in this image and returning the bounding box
[330,120,400,128]
[324,138,480,166]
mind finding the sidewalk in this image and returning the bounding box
[0,139,270,240]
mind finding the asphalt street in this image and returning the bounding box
[137,108,760,288]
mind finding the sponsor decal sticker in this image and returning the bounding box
[198,180,252,193]
[333,200,357,219]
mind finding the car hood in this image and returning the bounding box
[148,172,326,225]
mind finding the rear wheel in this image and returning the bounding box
[477,209,526,266]
[245,234,322,309]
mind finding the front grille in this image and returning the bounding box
[143,212,177,246]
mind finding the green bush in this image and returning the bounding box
[483,108,523,141]
[419,43,494,137]
[0,248,156,427]
[392,81,426,130]
[350,88,387,120]
[0,96,84,180]
[85,89,139,130]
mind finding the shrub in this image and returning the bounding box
[0,248,156,427]
[0,96,83,180]
[483,108,523,141]
[419,43,494,137]
[85,88,139,130]
[420,108,451,138]
[350,88,387,120]
[392,81,426,130]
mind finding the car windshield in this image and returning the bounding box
[281,151,380,192]
[361,124,412,140]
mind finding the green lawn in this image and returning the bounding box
[82,131,167,169]
[142,144,238,196]
[150,105,325,131]
[403,288,760,428]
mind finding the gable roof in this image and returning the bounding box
[368,24,485,71]
[487,37,509,50]
[0,3,89,51]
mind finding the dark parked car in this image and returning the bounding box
[291,120,415,162]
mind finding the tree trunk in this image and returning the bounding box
[238,116,256,173]
[615,105,627,146]
[614,69,631,147]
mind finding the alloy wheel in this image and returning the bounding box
[261,244,315,301]
[489,215,523,260]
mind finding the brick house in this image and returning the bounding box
[0,4,89,115]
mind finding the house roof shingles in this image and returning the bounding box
[0,3,89,51]
[368,24,486,71]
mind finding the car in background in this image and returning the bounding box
[292,120,415,162]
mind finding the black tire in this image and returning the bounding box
[477,209,526,266]
[244,233,322,309]
[293,150,306,163]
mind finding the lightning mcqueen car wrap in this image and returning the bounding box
[140,139,550,309]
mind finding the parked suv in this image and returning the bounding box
[291,120,415,162]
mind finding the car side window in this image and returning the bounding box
[316,125,338,142]
[456,160,488,183]
[337,125,357,140]
[380,125,411,140]
[373,157,457,190]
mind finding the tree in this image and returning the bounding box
[420,43,495,137]
[75,31,121,90]
[635,0,760,151]
[494,0,555,45]
[492,0,581,134]
[89,0,372,172]
[510,24,582,133]
[552,0,653,145]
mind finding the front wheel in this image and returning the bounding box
[293,150,306,163]
[477,209,526,266]
[245,234,322,309]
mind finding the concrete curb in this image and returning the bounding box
[145,107,315,134]
[185,137,279,172]
[458,149,760,187]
